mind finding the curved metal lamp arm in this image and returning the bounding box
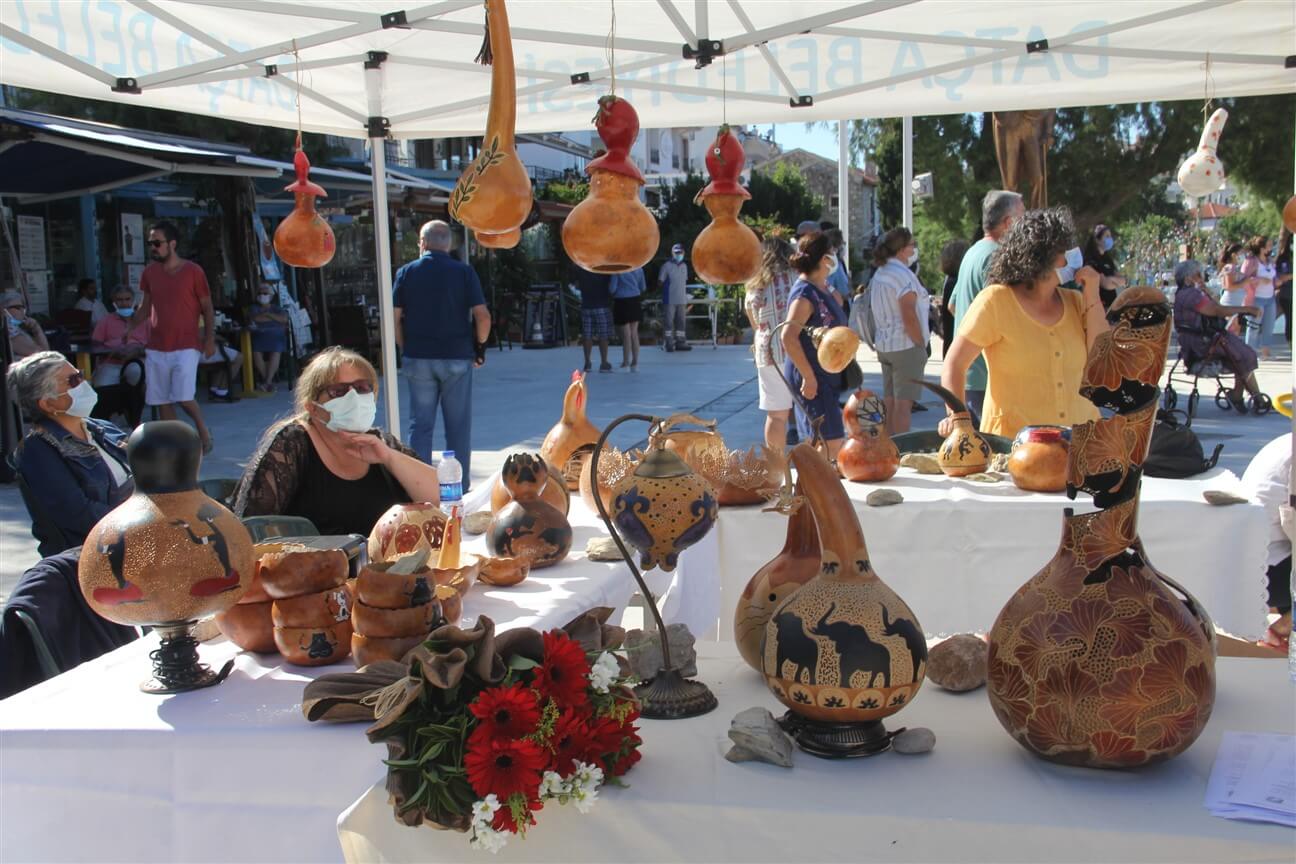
[590,412,677,673]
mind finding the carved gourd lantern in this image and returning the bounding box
[273,145,335,268]
[562,95,659,273]
[922,381,991,477]
[691,126,761,285]
[762,444,927,757]
[838,389,899,483]
[647,414,727,476]
[487,454,573,569]
[609,438,718,573]
[368,503,447,564]
[539,371,601,490]
[79,422,254,693]
[988,288,1216,769]
[448,0,532,249]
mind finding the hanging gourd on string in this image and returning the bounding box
[273,44,335,268]
[1176,107,1228,198]
[448,0,533,250]
[691,125,761,285]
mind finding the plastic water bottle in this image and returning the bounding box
[437,450,463,515]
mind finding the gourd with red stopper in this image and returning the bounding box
[691,126,761,285]
[562,95,659,273]
[273,145,335,268]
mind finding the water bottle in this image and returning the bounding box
[437,450,463,515]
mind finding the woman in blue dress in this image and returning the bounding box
[249,284,290,392]
[779,231,849,456]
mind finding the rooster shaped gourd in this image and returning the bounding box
[691,126,761,286]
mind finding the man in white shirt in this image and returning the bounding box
[72,278,109,325]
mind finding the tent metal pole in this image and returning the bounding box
[902,115,913,229]
[725,0,803,100]
[838,120,850,268]
[366,66,402,440]
[695,0,709,40]
[722,0,917,55]
[657,0,697,44]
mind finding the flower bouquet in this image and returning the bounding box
[303,608,640,853]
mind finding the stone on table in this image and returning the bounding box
[585,536,626,561]
[463,511,492,535]
[625,623,697,679]
[900,453,942,474]
[725,707,794,768]
[892,727,936,754]
[866,489,903,507]
[927,634,988,692]
[1203,490,1248,506]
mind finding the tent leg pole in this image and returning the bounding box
[902,115,913,229]
[838,119,850,270]
[367,67,401,440]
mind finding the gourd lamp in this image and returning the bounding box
[811,326,861,374]
[590,413,719,718]
[78,421,254,693]
[273,145,335,268]
[691,126,761,285]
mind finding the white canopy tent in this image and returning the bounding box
[1,0,1292,435]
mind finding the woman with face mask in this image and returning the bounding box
[1171,259,1265,413]
[2,291,51,360]
[7,351,133,556]
[1082,224,1127,309]
[941,208,1109,439]
[232,347,440,535]
[867,227,930,435]
[248,283,290,392]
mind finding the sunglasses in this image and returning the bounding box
[66,371,85,388]
[148,239,168,248]
[318,379,374,400]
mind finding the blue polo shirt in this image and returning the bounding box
[393,251,486,359]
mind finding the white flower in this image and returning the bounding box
[589,652,619,693]
[538,770,569,798]
[471,795,501,826]
[571,783,599,814]
[572,761,604,791]
[470,826,508,854]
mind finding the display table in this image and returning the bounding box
[713,467,1268,640]
[339,646,1295,864]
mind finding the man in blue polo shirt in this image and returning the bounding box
[394,220,491,482]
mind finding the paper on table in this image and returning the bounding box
[1205,731,1296,827]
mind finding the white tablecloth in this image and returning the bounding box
[713,467,1268,640]
[338,646,1295,864]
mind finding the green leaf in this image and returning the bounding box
[383,757,421,769]
[507,654,541,671]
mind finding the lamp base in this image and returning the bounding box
[634,667,717,719]
[778,712,898,759]
[141,622,235,695]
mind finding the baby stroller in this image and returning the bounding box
[1163,319,1271,418]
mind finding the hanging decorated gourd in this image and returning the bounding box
[448,0,532,249]
[562,95,659,273]
[1283,195,1296,233]
[273,141,335,268]
[811,326,861,375]
[608,441,717,573]
[691,126,761,285]
[1176,108,1228,198]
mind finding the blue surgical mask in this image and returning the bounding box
[5,312,19,336]
[673,253,684,262]
[1055,246,1085,284]
[318,388,377,433]
[62,380,99,418]
[115,307,135,318]
[1101,235,1114,252]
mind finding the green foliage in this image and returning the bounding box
[1214,197,1283,244]
[872,115,991,238]
[910,211,958,293]
[1220,94,1296,210]
[538,180,589,206]
[1114,214,1185,287]
[747,162,823,230]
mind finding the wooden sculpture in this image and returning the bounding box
[838,389,899,483]
[1176,108,1228,198]
[992,110,1056,209]
[448,0,532,249]
[988,288,1216,769]
[691,126,761,285]
[273,144,336,268]
[539,371,601,489]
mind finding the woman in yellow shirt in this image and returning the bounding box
[939,209,1110,439]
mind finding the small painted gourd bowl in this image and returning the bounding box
[257,546,348,600]
[478,556,531,587]
[274,620,352,666]
[352,599,440,639]
[270,583,353,629]
[355,561,438,610]
[215,600,276,653]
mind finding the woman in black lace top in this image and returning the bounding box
[232,348,440,535]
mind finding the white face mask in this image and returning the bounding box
[824,255,839,276]
[318,388,377,432]
[62,380,99,418]
[1055,247,1085,284]
[907,249,920,267]
[257,293,272,304]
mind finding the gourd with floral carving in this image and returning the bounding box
[838,389,899,483]
[448,0,532,249]
[562,95,659,273]
[691,126,761,285]
[273,143,335,268]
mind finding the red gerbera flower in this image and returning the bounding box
[549,708,595,775]
[465,737,547,799]
[588,713,642,777]
[469,683,541,743]
[608,736,642,777]
[492,795,542,834]
[533,631,590,708]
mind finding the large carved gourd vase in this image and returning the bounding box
[609,441,717,573]
[539,371,601,490]
[762,444,926,755]
[838,389,899,483]
[562,95,659,273]
[734,480,820,671]
[448,0,532,249]
[691,126,760,285]
[487,454,572,568]
[79,421,254,692]
[987,288,1216,769]
[273,146,335,268]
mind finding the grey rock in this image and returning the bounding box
[625,623,697,679]
[990,453,1011,473]
[725,707,794,768]
[1203,490,1248,506]
[585,536,627,561]
[866,489,904,507]
[900,453,942,475]
[463,511,493,535]
[964,472,1004,483]
[927,634,988,692]
[892,727,936,754]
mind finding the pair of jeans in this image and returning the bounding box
[663,303,687,347]
[1244,296,1276,351]
[403,357,474,482]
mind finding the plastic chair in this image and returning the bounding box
[241,514,320,542]
[9,608,61,681]
[199,478,240,508]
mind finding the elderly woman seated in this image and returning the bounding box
[233,347,440,536]
[1171,259,1265,413]
[7,351,133,556]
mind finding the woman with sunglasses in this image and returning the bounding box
[7,351,133,556]
[233,347,440,535]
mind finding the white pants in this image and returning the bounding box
[144,348,201,405]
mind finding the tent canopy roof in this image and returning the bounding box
[1,1,1291,140]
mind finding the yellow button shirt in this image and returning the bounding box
[958,283,1098,438]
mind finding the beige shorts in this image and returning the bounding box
[756,364,794,412]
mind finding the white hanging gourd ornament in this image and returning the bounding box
[1176,108,1228,198]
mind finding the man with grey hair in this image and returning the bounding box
[3,290,50,360]
[393,220,491,482]
[947,190,1024,422]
